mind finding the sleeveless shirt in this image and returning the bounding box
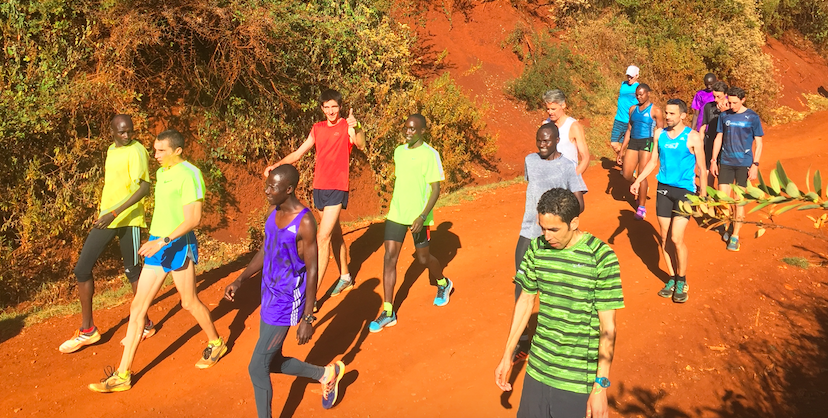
[630,103,656,140]
[556,117,578,164]
[261,207,310,326]
[656,127,696,192]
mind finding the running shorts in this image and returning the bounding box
[384,219,430,248]
[144,231,199,273]
[312,189,349,210]
[610,119,628,144]
[656,182,693,218]
[718,164,748,187]
[628,137,653,152]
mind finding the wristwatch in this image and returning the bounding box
[419,214,427,222]
[595,377,611,388]
[752,162,759,166]
[163,237,171,244]
[302,314,317,324]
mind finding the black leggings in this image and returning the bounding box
[74,226,141,283]
[249,319,325,418]
[514,236,532,301]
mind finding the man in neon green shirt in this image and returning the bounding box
[369,114,453,333]
[89,129,226,393]
[60,115,156,354]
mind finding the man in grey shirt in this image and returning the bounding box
[511,123,587,363]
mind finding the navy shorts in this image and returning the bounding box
[313,189,349,210]
[144,231,199,273]
[656,183,693,219]
[718,164,748,187]
[384,219,430,248]
[610,119,628,143]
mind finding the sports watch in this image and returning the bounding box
[163,237,171,244]
[752,162,759,166]
[595,377,611,388]
[302,314,317,325]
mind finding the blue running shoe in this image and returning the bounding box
[434,278,453,307]
[658,279,675,298]
[330,278,354,297]
[369,311,397,333]
[726,236,740,252]
[321,361,345,409]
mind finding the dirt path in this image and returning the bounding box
[3,111,827,417]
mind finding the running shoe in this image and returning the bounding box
[634,205,646,220]
[433,278,453,307]
[88,366,131,393]
[142,319,156,340]
[368,311,397,333]
[726,236,740,252]
[511,336,531,364]
[721,225,732,243]
[321,361,345,409]
[330,278,354,297]
[59,327,101,353]
[673,281,689,303]
[195,337,228,369]
[657,279,675,298]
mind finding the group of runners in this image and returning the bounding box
[60,64,764,417]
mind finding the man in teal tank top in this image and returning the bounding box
[630,99,707,303]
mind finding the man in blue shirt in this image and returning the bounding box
[710,87,764,252]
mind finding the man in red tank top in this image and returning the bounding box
[265,90,366,300]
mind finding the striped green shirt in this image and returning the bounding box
[515,232,624,394]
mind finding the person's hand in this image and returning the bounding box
[224,279,241,302]
[717,99,730,112]
[263,163,279,178]
[346,108,360,130]
[138,238,166,258]
[296,321,314,345]
[93,212,116,229]
[616,152,624,165]
[586,386,609,418]
[410,215,425,234]
[630,181,640,197]
[710,161,719,176]
[749,164,758,181]
[494,355,513,391]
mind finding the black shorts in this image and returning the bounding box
[656,182,693,218]
[517,373,590,418]
[384,219,430,248]
[312,189,349,210]
[627,137,653,152]
[718,164,748,187]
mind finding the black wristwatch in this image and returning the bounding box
[752,162,759,166]
[302,314,316,324]
[419,214,427,222]
[163,237,171,244]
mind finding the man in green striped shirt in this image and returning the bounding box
[495,188,624,418]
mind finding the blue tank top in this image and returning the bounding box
[614,81,639,123]
[656,127,696,192]
[261,207,309,326]
[630,103,655,140]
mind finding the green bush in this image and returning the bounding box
[0,0,495,307]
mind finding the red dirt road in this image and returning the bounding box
[3,111,828,417]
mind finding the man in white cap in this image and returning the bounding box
[610,65,640,165]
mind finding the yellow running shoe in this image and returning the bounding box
[88,367,131,393]
[59,327,101,354]
[195,337,227,369]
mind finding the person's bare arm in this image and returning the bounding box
[586,309,617,418]
[94,180,151,229]
[710,132,723,177]
[296,211,319,345]
[139,200,202,257]
[264,132,315,176]
[749,136,763,181]
[618,106,635,163]
[689,131,708,198]
[347,109,366,151]
[572,121,590,175]
[224,206,276,301]
[410,182,441,233]
[653,106,665,129]
[574,191,585,213]
[494,290,535,391]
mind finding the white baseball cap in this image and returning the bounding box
[626,65,640,77]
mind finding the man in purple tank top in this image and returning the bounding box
[224,165,346,416]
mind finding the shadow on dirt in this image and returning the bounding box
[0,314,26,345]
[602,157,636,208]
[393,221,461,314]
[610,292,828,417]
[278,278,382,417]
[608,209,672,284]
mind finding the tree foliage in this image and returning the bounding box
[0,0,496,307]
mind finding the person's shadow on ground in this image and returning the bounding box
[278,278,383,417]
[601,157,637,209]
[608,210,672,285]
[317,222,384,310]
[394,221,462,314]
